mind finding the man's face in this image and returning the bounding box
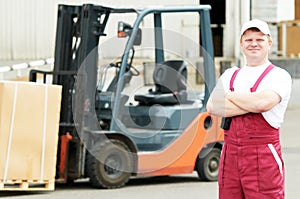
[240,29,272,65]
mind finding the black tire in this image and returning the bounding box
[86,139,133,189]
[195,147,221,181]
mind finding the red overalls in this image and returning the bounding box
[219,65,285,199]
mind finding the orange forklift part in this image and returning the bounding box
[58,133,72,183]
[137,112,223,176]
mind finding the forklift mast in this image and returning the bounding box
[29,4,112,180]
[52,4,111,136]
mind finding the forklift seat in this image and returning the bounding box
[134,60,187,105]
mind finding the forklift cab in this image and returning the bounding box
[95,6,216,149]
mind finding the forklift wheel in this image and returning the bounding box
[86,139,134,189]
[195,147,221,181]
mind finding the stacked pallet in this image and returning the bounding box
[0,179,55,191]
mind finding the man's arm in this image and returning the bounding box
[207,96,248,117]
[226,90,281,113]
[206,84,248,117]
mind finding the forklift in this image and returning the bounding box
[30,4,224,189]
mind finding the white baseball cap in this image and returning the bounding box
[240,19,271,37]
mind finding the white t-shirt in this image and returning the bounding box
[219,61,292,128]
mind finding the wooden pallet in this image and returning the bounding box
[0,179,55,191]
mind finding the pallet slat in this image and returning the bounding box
[0,179,55,191]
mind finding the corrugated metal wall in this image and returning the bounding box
[0,0,57,60]
[0,0,197,61]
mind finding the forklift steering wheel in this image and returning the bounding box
[114,61,140,76]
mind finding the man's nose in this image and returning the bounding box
[250,40,258,46]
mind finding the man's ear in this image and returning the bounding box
[268,40,272,50]
[268,36,273,47]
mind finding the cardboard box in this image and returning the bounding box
[0,81,62,182]
[296,0,300,19]
[278,20,300,57]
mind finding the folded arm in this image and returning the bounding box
[226,89,281,113]
[206,81,281,117]
[206,85,248,117]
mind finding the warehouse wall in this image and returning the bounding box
[0,0,197,61]
[0,0,57,60]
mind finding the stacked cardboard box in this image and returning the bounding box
[296,0,300,19]
[0,81,62,190]
[278,20,300,57]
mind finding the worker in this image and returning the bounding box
[206,19,292,199]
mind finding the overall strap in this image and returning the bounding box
[250,64,275,92]
[229,68,241,91]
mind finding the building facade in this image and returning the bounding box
[0,0,296,63]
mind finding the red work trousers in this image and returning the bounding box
[218,113,285,199]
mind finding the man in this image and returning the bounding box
[207,19,292,199]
